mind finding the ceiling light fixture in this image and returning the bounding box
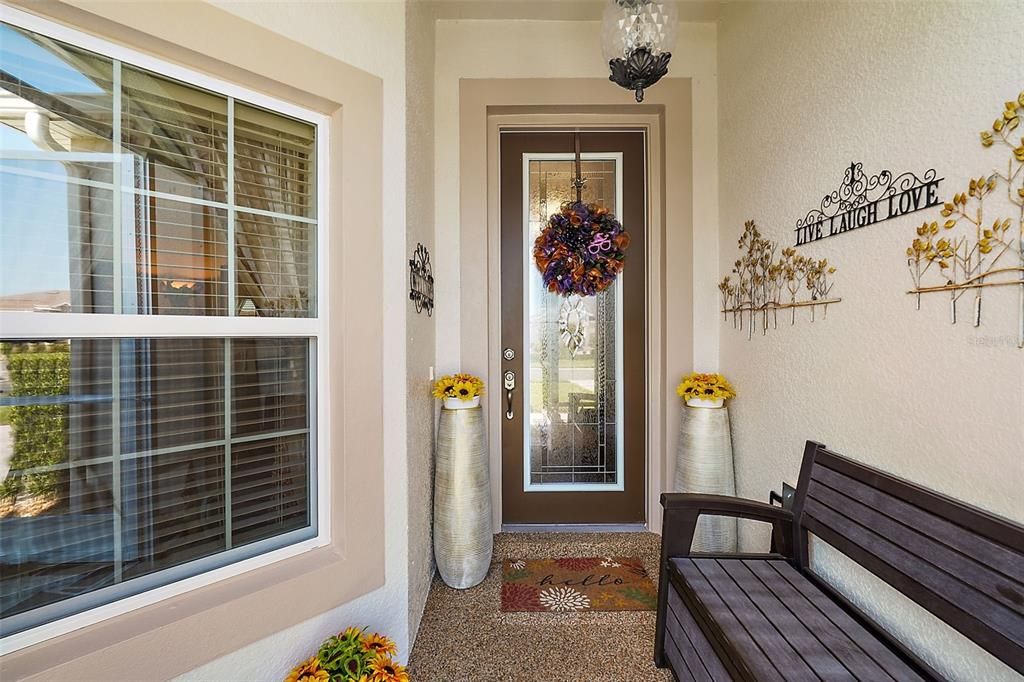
[601,0,679,103]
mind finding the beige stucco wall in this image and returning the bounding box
[717,2,1023,680]
[403,0,437,647]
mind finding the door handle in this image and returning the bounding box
[503,370,516,420]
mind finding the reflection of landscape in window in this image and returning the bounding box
[0,21,319,633]
[0,342,71,514]
[526,159,621,486]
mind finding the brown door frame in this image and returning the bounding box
[498,129,648,525]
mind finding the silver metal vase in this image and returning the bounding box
[434,406,492,589]
[674,404,738,552]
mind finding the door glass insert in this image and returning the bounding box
[523,155,623,491]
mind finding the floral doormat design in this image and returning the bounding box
[501,557,657,613]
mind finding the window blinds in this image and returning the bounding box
[0,338,312,628]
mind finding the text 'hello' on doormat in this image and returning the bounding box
[500,557,657,612]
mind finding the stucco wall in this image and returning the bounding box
[717,2,1023,680]
[404,0,437,648]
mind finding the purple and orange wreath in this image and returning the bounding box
[533,201,630,297]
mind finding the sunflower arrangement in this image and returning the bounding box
[432,372,484,402]
[676,373,736,404]
[284,627,408,682]
[533,201,630,297]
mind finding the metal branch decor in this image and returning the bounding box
[720,220,841,340]
[906,91,1024,349]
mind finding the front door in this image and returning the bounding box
[499,130,646,524]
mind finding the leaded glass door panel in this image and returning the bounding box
[499,131,646,525]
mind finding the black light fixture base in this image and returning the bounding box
[608,47,672,102]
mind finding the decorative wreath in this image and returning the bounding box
[533,201,630,297]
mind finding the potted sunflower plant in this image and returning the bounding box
[284,627,408,682]
[432,372,484,409]
[674,372,738,553]
[675,372,736,408]
[431,371,492,589]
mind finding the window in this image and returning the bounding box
[0,15,326,642]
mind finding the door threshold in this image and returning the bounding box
[500,523,648,533]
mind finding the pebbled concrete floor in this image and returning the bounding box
[409,532,675,682]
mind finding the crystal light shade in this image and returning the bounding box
[601,0,679,102]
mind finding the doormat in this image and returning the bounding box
[500,557,657,612]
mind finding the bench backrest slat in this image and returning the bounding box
[793,442,1024,675]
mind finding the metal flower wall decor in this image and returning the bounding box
[719,220,841,340]
[906,91,1024,348]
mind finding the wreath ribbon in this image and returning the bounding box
[533,201,629,297]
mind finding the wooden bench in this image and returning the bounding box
[654,440,1024,681]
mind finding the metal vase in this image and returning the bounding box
[433,406,492,589]
[675,405,738,552]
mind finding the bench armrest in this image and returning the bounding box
[653,494,794,668]
[659,493,794,559]
[661,493,792,522]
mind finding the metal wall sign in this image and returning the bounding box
[409,242,434,316]
[794,162,942,246]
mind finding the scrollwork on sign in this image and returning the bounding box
[795,162,942,246]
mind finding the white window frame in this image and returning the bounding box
[0,5,331,654]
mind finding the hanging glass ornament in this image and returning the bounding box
[601,0,679,102]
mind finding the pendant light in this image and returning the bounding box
[601,0,679,103]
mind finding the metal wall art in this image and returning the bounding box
[795,162,943,246]
[906,91,1024,349]
[409,242,434,316]
[720,220,841,340]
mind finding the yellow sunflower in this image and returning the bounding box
[341,626,364,641]
[432,376,456,399]
[361,633,398,657]
[452,380,476,401]
[453,372,484,393]
[284,657,330,682]
[369,656,409,682]
[675,372,736,402]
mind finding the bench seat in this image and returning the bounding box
[655,442,1024,682]
[667,557,926,681]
